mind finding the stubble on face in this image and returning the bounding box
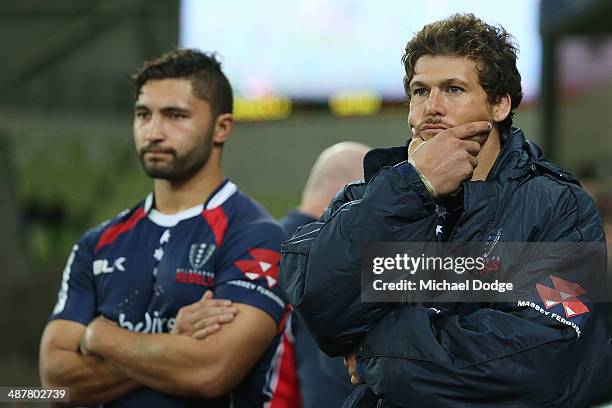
[138,123,214,182]
[133,78,217,183]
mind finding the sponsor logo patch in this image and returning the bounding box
[118,311,175,333]
[235,248,281,288]
[536,275,590,318]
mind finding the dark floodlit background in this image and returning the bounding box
[0,0,610,399]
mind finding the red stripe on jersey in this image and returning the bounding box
[276,308,290,336]
[202,206,228,247]
[268,325,301,408]
[95,207,146,252]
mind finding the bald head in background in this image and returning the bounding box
[299,141,371,219]
[277,141,371,408]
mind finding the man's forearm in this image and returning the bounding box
[84,306,278,400]
[84,322,223,398]
[41,348,140,405]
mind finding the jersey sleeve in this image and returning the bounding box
[214,220,288,325]
[49,230,97,326]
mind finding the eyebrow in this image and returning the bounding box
[409,78,470,89]
[133,104,191,114]
[160,106,190,115]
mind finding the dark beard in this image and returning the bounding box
[138,128,214,181]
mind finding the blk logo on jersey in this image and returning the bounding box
[93,257,126,276]
[536,275,590,318]
[235,248,281,288]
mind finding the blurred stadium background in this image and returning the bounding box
[0,0,610,397]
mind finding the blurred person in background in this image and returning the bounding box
[280,14,612,407]
[280,141,371,236]
[39,48,289,407]
[278,141,370,408]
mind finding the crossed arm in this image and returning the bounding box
[39,319,140,405]
[40,297,274,404]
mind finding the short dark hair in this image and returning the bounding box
[402,13,523,135]
[132,48,233,118]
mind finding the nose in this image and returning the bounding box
[425,89,445,117]
[144,114,165,143]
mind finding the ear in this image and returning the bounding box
[212,113,233,145]
[492,93,511,123]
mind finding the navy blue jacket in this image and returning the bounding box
[279,129,612,407]
[280,210,355,408]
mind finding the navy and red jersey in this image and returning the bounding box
[50,180,289,407]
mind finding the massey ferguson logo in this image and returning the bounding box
[536,275,590,318]
[189,243,215,269]
[235,248,281,288]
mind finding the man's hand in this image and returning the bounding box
[172,291,237,340]
[344,351,364,385]
[409,121,492,197]
[81,316,116,356]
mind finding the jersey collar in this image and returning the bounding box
[144,179,238,227]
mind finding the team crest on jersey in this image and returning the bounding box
[189,243,216,269]
[235,248,281,288]
[176,243,216,287]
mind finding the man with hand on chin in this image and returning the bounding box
[280,14,611,407]
[40,49,289,407]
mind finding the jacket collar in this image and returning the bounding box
[363,146,408,182]
[363,127,575,185]
[487,128,580,186]
[485,127,529,182]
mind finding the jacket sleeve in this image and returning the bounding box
[356,183,610,407]
[280,163,438,356]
